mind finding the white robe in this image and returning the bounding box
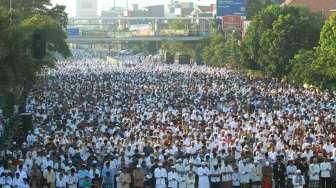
[221,165,233,182]
[309,163,320,181]
[286,165,297,179]
[186,174,195,188]
[168,171,178,188]
[292,174,305,188]
[239,163,251,183]
[320,162,331,178]
[12,177,25,188]
[197,167,210,188]
[56,175,67,188]
[178,174,187,188]
[67,175,78,188]
[154,167,167,188]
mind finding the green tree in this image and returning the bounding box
[310,13,336,89]
[0,0,70,116]
[201,32,240,67]
[128,41,160,55]
[21,14,71,59]
[241,5,323,77]
[246,0,273,20]
[288,49,315,84]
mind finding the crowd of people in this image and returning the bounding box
[0,52,336,188]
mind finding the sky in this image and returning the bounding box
[51,0,216,17]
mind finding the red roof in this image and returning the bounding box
[283,0,336,17]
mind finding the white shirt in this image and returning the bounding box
[292,174,305,188]
[232,172,240,186]
[221,165,233,182]
[56,175,67,187]
[320,162,331,178]
[309,163,320,181]
[210,167,221,183]
[239,163,251,183]
[168,171,178,188]
[286,165,297,179]
[154,167,167,185]
[12,177,25,188]
[67,174,78,185]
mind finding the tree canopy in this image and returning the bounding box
[240,5,323,77]
[310,13,336,89]
[246,0,274,19]
[0,0,70,116]
[201,32,240,67]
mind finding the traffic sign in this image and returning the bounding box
[216,0,246,16]
[66,28,80,37]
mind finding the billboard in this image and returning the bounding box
[66,28,80,37]
[216,0,246,16]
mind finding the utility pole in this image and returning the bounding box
[126,0,128,12]
[9,0,13,24]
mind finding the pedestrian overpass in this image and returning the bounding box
[66,17,214,44]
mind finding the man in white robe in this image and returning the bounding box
[292,170,305,188]
[239,159,251,188]
[197,162,210,188]
[56,171,67,188]
[309,157,320,188]
[178,172,187,188]
[186,171,195,188]
[286,160,297,188]
[320,158,332,188]
[154,163,167,188]
[210,164,221,188]
[168,166,178,188]
[67,169,78,188]
[12,173,25,188]
[222,161,233,187]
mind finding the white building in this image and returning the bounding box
[76,0,98,18]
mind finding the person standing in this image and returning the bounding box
[251,161,262,188]
[292,170,305,188]
[261,161,272,188]
[273,157,286,188]
[232,168,240,188]
[43,166,56,188]
[222,161,233,188]
[239,159,251,188]
[119,168,131,188]
[185,171,195,188]
[197,162,210,188]
[210,164,221,188]
[56,171,67,188]
[320,158,332,188]
[154,163,167,188]
[92,173,102,188]
[133,165,145,188]
[168,166,178,188]
[178,171,187,188]
[67,169,79,188]
[12,172,25,188]
[287,160,297,188]
[102,171,114,188]
[331,159,336,188]
[309,157,320,188]
[30,165,43,188]
[297,158,309,188]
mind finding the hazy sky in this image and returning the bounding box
[51,0,216,17]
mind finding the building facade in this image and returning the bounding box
[76,0,98,18]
